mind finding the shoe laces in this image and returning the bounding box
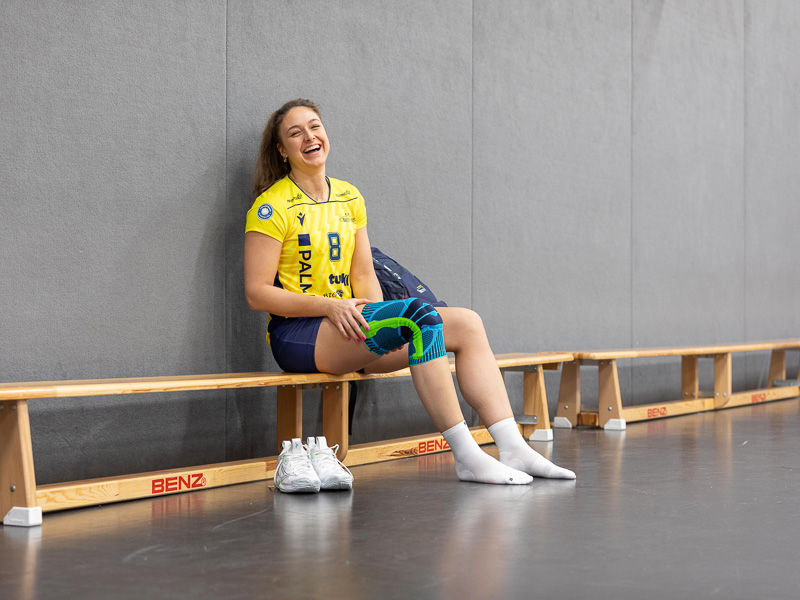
[307,443,353,478]
[281,449,316,477]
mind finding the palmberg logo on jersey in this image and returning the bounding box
[297,234,313,293]
[257,203,273,221]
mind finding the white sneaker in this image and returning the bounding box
[275,438,321,493]
[307,436,354,490]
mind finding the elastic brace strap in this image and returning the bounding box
[362,317,424,360]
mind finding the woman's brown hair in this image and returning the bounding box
[251,98,321,199]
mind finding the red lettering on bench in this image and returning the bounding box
[751,392,767,404]
[418,439,450,455]
[647,406,668,419]
[151,472,208,495]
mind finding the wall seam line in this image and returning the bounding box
[743,1,748,346]
[471,0,475,311]
[630,0,635,349]
[224,0,230,461]
[629,0,635,406]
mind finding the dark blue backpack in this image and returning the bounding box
[371,247,447,307]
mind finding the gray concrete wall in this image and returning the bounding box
[1,1,798,484]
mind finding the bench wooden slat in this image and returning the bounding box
[574,339,800,361]
[0,352,573,402]
[33,426,495,514]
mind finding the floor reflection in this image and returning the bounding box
[1,397,799,600]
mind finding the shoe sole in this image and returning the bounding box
[275,476,321,493]
[278,485,320,493]
[320,480,353,491]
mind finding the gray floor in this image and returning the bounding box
[3,399,800,600]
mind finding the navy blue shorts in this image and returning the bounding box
[268,316,323,373]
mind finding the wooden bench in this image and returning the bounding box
[0,351,572,526]
[553,340,800,431]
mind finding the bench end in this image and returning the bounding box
[552,417,573,429]
[3,506,42,528]
[529,429,553,442]
[603,418,627,431]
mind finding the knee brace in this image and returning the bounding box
[360,298,446,365]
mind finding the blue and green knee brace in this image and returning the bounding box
[360,298,446,365]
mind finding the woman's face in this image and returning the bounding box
[278,106,329,173]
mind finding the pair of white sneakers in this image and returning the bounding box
[274,436,354,493]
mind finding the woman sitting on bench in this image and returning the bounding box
[244,98,575,487]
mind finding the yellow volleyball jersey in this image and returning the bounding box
[245,176,367,299]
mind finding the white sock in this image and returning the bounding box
[488,417,576,480]
[442,421,532,485]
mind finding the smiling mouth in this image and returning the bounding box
[303,144,321,154]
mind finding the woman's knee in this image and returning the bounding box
[441,307,487,348]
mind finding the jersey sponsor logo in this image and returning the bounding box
[334,189,357,201]
[297,234,313,293]
[257,203,274,220]
[329,273,350,286]
[340,214,356,223]
[287,193,302,204]
[297,213,306,226]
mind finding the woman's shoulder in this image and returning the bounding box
[328,177,362,201]
[250,176,296,208]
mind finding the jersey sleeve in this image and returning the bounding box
[245,198,288,242]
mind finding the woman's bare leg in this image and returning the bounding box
[315,318,464,431]
[437,307,513,426]
[438,307,576,480]
[313,309,533,485]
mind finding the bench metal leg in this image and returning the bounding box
[555,361,581,428]
[276,385,303,451]
[322,382,349,460]
[1,401,42,527]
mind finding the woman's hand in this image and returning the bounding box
[325,297,373,342]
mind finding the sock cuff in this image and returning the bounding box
[442,420,468,439]
[487,416,517,437]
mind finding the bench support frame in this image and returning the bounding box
[555,348,800,430]
[1,353,570,526]
[1,401,41,526]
